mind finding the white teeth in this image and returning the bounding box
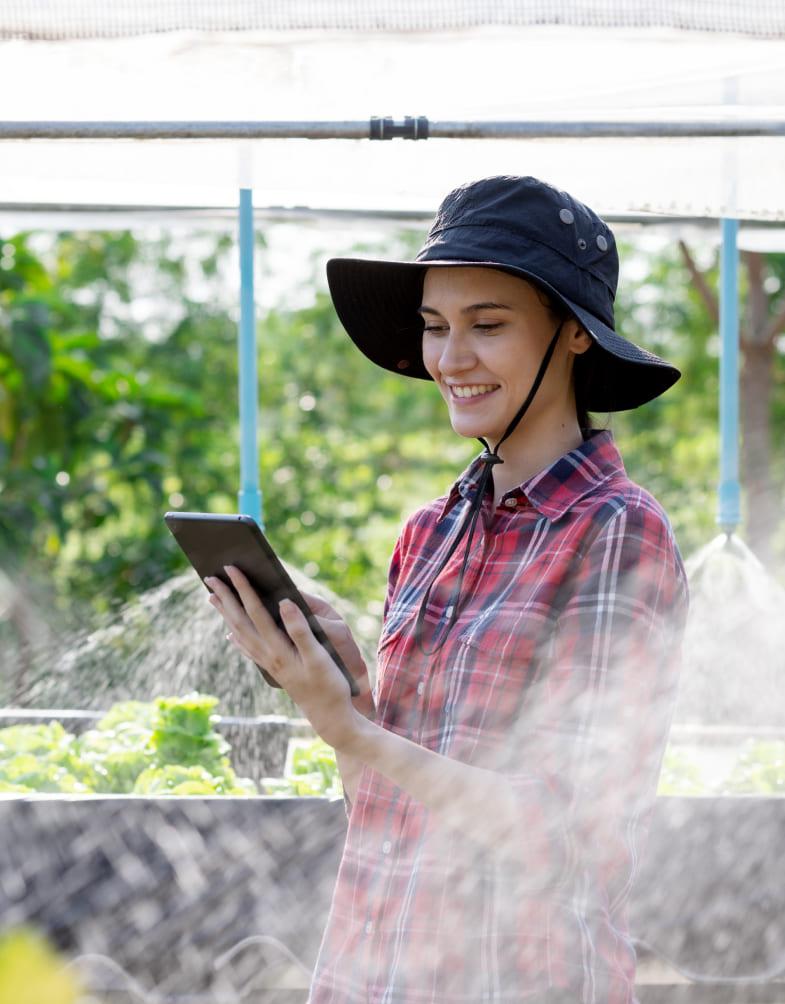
[452,384,496,398]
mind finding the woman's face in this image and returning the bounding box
[419,267,590,450]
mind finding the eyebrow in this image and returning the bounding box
[418,301,512,316]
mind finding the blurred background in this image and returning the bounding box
[2,4,785,999]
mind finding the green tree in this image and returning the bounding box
[4,225,767,707]
[0,230,244,615]
[676,242,785,568]
[605,240,721,561]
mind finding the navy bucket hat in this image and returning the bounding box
[327,175,680,412]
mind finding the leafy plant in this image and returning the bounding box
[0,721,96,793]
[656,747,708,796]
[133,762,256,796]
[720,740,785,795]
[261,737,342,797]
[149,693,229,767]
[658,740,785,796]
[0,693,256,796]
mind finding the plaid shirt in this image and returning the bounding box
[310,430,688,1004]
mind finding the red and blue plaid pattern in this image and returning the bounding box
[311,431,688,1003]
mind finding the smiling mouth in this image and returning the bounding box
[450,384,499,399]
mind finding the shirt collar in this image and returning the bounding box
[439,429,626,523]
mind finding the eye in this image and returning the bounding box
[422,321,448,335]
[474,321,502,333]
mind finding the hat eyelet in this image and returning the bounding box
[577,238,587,250]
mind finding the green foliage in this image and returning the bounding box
[0,224,471,642]
[150,693,228,766]
[658,740,785,796]
[722,740,785,795]
[0,230,240,621]
[133,762,256,796]
[656,747,711,796]
[3,224,785,676]
[0,693,256,795]
[611,240,721,560]
[261,737,342,797]
[613,241,785,566]
[0,721,96,793]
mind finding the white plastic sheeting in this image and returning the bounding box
[1,24,785,222]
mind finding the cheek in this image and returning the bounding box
[421,337,442,378]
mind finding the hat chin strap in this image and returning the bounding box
[478,318,566,465]
[415,320,565,656]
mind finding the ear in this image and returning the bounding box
[567,323,592,356]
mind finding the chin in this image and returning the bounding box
[450,421,499,442]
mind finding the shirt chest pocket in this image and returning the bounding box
[456,601,547,677]
[428,604,553,757]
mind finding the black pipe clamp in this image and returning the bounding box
[369,116,430,140]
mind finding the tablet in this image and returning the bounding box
[164,511,359,695]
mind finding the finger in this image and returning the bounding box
[296,591,348,636]
[299,590,335,617]
[206,575,271,656]
[278,597,312,637]
[205,576,248,626]
[278,599,331,661]
[223,565,279,632]
[226,631,252,661]
[204,573,228,601]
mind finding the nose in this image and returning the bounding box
[436,329,476,375]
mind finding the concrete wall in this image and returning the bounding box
[1,795,784,1002]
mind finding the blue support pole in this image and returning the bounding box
[238,186,263,527]
[717,217,741,533]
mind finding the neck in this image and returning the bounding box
[489,419,585,506]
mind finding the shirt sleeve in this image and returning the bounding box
[505,501,689,897]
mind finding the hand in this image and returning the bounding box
[205,567,370,751]
[298,590,375,719]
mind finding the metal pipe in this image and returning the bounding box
[1,119,784,140]
[0,121,373,140]
[428,120,785,139]
[237,186,263,527]
[717,217,741,533]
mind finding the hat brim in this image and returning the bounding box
[326,257,680,412]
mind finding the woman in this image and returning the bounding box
[206,176,689,1003]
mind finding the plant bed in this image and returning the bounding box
[4,694,785,999]
[1,793,784,1001]
[0,694,305,792]
[632,794,785,994]
[0,794,347,1000]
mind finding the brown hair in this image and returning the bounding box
[533,284,594,432]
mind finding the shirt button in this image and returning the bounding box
[365,921,374,935]
[503,497,517,508]
[417,682,425,696]
[382,841,392,854]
